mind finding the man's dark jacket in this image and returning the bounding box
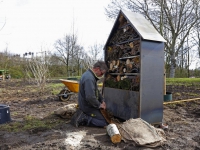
[78,69,104,119]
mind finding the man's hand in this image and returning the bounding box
[100,101,106,110]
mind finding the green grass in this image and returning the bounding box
[0,115,65,132]
[51,76,81,80]
[165,78,200,101]
[166,78,200,85]
[187,93,199,96]
[46,83,64,95]
[173,92,181,96]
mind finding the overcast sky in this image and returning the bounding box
[0,0,114,56]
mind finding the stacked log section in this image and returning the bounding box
[105,16,141,91]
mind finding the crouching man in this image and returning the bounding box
[71,61,108,127]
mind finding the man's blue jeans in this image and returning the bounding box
[88,117,108,127]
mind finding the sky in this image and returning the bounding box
[0,0,199,69]
[0,0,114,56]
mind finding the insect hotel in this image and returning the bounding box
[103,10,166,124]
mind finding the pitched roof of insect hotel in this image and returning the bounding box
[104,9,166,49]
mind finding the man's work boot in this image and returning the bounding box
[71,109,89,127]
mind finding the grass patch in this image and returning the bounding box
[187,93,199,96]
[167,103,177,109]
[0,88,6,93]
[166,78,200,86]
[167,102,186,108]
[46,83,64,95]
[12,112,18,116]
[0,115,65,132]
[51,76,81,80]
[174,92,181,96]
[176,102,186,107]
[1,122,23,132]
[22,115,55,131]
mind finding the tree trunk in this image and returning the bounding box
[187,47,190,78]
[169,55,176,78]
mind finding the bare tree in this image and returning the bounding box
[0,47,12,70]
[47,53,67,76]
[192,18,200,58]
[88,43,104,61]
[79,51,95,69]
[105,0,200,77]
[71,45,85,76]
[54,33,81,77]
[0,17,6,31]
[54,33,101,76]
[25,51,50,92]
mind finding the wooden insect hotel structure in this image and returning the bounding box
[103,10,166,124]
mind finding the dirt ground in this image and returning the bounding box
[0,79,200,150]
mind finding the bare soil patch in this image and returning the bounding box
[0,79,200,150]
